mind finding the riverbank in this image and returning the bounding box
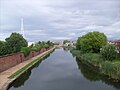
[70,48,120,81]
[0,47,55,90]
[8,48,120,90]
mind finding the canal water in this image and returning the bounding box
[8,48,120,90]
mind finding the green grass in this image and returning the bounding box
[70,49,120,80]
[70,49,103,67]
[81,53,103,67]
[101,61,120,79]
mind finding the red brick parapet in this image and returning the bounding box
[0,46,54,72]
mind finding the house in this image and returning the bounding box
[108,40,120,54]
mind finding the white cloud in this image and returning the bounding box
[0,0,120,41]
[51,37,72,40]
[25,30,47,36]
[68,33,76,36]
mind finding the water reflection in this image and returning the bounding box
[8,51,53,90]
[8,48,120,90]
[76,58,120,89]
[63,47,69,51]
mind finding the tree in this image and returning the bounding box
[77,31,107,53]
[47,40,50,45]
[63,40,70,44]
[0,41,7,56]
[29,43,34,48]
[31,43,42,52]
[44,44,49,49]
[100,44,117,61]
[5,33,28,53]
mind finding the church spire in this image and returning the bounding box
[21,18,25,38]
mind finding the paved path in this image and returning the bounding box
[0,48,55,90]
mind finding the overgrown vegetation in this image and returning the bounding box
[70,31,120,80]
[30,41,54,51]
[21,47,31,57]
[21,41,54,57]
[101,61,120,79]
[0,33,28,56]
[0,33,54,57]
[81,53,103,67]
[100,44,117,61]
[63,40,70,44]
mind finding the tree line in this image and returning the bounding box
[0,33,54,57]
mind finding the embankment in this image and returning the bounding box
[0,47,55,90]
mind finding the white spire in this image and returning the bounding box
[21,18,25,38]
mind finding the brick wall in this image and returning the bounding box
[0,53,24,72]
[0,46,53,72]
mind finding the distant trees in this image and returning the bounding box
[31,43,42,52]
[63,40,70,44]
[76,31,107,53]
[20,41,54,57]
[100,44,117,61]
[30,41,54,52]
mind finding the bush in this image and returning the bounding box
[101,61,120,79]
[31,43,42,52]
[31,47,38,52]
[100,44,117,61]
[44,44,49,49]
[21,47,31,57]
[30,41,54,52]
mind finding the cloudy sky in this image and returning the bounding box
[0,0,120,42]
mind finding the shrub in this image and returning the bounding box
[44,44,49,49]
[101,61,120,79]
[31,43,42,52]
[21,47,31,57]
[100,44,117,61]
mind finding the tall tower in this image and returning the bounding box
[21,18,25,38]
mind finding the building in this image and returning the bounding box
[64,42,74,46]
[108,40,120,54]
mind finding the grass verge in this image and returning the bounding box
[70,49,120,80]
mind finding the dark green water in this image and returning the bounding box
[8,48,120,90]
